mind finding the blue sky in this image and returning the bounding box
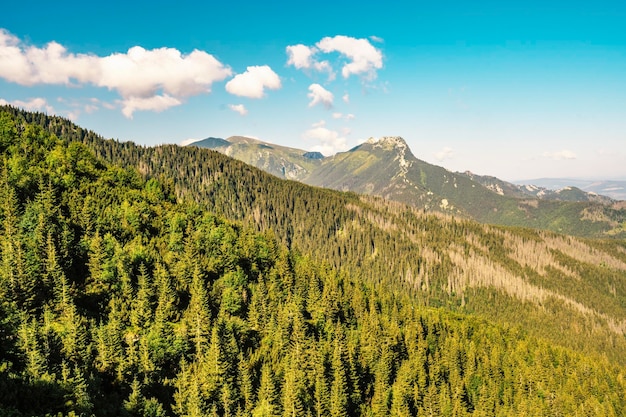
[1,0,625,181]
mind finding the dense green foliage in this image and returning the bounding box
[1,110,626,416]
[2,106,626,366]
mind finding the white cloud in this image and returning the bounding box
[66,111,79,121]
[312,119,326,128]
[342,93,350,103]
[332,112,355,120]
[314,61,334,77]
[101,101,117,110]
[302,122,348,156]
[307,83,334,109]
[0,29,232,117]
[180,138,200,146]
[542,150,577,160]
[286,35,382,81]
[370,35,384,43]
[286,44,316,69]
[120,94,181,119]
[434,146,454,161]
[286,44,334,78]
[56,96,108,119]
[97,46,231,98]
[316,35,383,80]
[228,103,248,116]
[225,65,281,98]
[0,30,96,86]
[0,97,54,113]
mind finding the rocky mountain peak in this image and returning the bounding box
[365,136,408,151]
[363,136,413,178]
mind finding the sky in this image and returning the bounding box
[1,0,625,181]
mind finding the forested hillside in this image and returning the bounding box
[2,108,626,416]
[4,106,625,366]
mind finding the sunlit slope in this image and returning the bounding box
[191,135,324,180]
[306,136,626,237]
[188,131,626,237]
[4,106,626,364]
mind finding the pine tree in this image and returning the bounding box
[153,261,176,329]
[124,378,145,416]
[390,361,415,417]
[329,333,348,417]
[0,169,20,297]
[201,322,226,404]
[281,352,304,417]
[18,317,47,380]
[185,265,211,358]
[313,348,330,417]
[71,365,94,415]
[237,352,255,415]
[253,363,280,417]
[131,263,153,331]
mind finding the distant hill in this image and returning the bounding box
[183,134,625,237]
[513,178,626,201]
[306,136,466,215]
[190,135,323,180]
[190,136,230,148]
[462,171,615,204]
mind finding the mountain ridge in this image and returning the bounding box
[188,133,626,238]
[513,177,626,201]
[190,135,324,180]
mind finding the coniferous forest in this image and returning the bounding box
[1,107,626,416]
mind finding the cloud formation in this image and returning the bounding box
[286,35,383,81]
[225,65,281,99]
[55,97,112,120]
[302,121,348,156]
[228,104,248,116]
[0,97,54,113]
[307,84,334,108]
[542,150,577,160]
[180,138,200,146]
[317,35,383,79]
[332,112,355,120]
[120,95,181,119]
[286,44,333,77]
[286,44,315,69]
[434,146,454,161]
[0,29,232,118]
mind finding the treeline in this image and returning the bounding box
[1,111,626,416]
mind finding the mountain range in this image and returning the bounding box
[189,135,626,238]
[2,106,626,415]
[512,177,626,201]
